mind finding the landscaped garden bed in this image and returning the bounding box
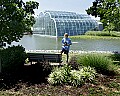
[0,65,119,96]
[0,48,120,96]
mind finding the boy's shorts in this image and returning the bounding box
[61,48,69,54]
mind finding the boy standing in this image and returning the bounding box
[61,33,72,63]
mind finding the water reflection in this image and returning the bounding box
[11,35,120,51]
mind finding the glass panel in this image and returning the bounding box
[33,11,99,36]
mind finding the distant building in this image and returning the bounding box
[33,10,99,37]
[98,22,103,31]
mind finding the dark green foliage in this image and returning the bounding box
[86,0,120,31]
[111,52,120,61]
[0,0,39,44]
[0,45,27,72]
[68,56,80,70]
[109,52,120,65]
[37,62,53,76]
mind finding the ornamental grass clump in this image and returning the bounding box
[77,53,117,75]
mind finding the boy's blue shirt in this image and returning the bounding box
[62,38,72,51]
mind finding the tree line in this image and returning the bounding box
[86,0,120,32]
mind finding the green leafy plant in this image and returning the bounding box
[79,66,96,82]
[70,66,96,86]
[48,64,97,86]
[48,64,71,85]
[0,0,39,44]
[110,52,120,62]
[86,0,120,31]
[70,70,84,86]
[1,45,27,72]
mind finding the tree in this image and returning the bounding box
[0,0,39,44]
[104,23,115,33]
[86,0,120,31]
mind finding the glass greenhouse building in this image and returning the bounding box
[33,10,99,37]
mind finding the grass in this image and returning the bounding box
[0,53,120,96]
[76,53,118,75]
[70,35,120,39]
[69,31,120,39]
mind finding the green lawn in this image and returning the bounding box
[70,31,120,39]
[70,35,120,39]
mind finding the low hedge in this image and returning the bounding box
[85,31,120,37]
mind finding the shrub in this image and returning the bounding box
[1,45,27,72]
[48,64,71,85]
[76,53,117,75]
[38,62,53,76]
[79,66,97,82]
[68,55,80,70]
[70,70,84,86]
[70,66,96,86]
[48,64,97,87]
[110,52,120,62]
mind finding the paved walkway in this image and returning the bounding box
[26,50,113,54]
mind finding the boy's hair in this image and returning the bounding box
[64,33,68,37]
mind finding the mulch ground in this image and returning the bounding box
[0,63,120,96]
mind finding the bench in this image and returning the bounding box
[27,53,62,64]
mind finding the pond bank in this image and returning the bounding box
[70,35,120,39]
[26,50,114,54]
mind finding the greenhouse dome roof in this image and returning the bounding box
[44,10,92,19]
[33,10,99,37]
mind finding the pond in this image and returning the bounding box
[11,35,120,51]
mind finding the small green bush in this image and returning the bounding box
[70,70,84,86]
[68,56,79,70]
[77,53,117,75]
[70,67,96,86]
[1,45,27,72]
[48,65,97,86]
[79,66,97,82]
[110,52,120,62]
[48,64,71,85]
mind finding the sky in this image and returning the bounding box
[23,0,99,20]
